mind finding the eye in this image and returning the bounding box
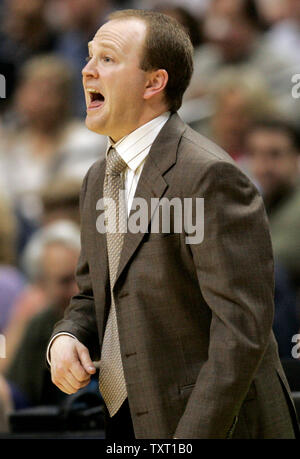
[102,56,113,63]
[85,56,92,62]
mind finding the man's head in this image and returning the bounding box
[82,9,193,142]
[16,55,73,132]
[245,120,300,199]
[204,0,262,61]
[210,69,275,158]
[22,220,81,310]
[40,241,79,310]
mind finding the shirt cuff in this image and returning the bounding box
[46,332,77,366]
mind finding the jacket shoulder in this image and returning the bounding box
[180,125,236,166]
[175,125,257,195]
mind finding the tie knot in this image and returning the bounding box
[106,148,127,175]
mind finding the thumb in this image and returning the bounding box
[76,342,96,374]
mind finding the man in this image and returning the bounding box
[48,10,298,439]
[185,0,299,125]
[244,119,300,284]
[7,220,81,407]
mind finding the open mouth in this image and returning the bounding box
[87,90,105,109]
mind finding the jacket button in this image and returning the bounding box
[136,411,148,417]
[119,291,129,299]
[125,352,137,358]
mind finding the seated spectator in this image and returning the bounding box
[184,0,299,124]
[52,0,112,117]
[256,0,287,26]
[0,0,57,62]
[0,0,58,103]
[244,119,300,285]
[0,55,106,229]
[0,267,25,333]
[0,192,16,265]
[40,177,81,227]
[155,4,203,48]
[190,69,276,162]
[0,192,25,333]
[5,220,81,407]
[265,0,300,64]
[0,221,79,374]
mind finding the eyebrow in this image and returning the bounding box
[87,40,121,55]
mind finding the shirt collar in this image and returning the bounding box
[106,112,170,172]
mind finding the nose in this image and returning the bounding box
[82,58,99,80]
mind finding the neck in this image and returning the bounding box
[110,108,169,143]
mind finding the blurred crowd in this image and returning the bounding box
[0,0,300,434]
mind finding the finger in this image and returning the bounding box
[64,371,86,390]
[69,360,91,382]
[60,376,79,394]
[77,345,96,374]
[65,370,90,390]
[56,382,73,395]
[54,377,77,395]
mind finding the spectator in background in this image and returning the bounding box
[5,220,81,407]
[0,220,79,374]
[0,268,25,333]
[40,177,81,227]
[244,119,300,286]
[0,55,106,239]
[0,178,83,373]
[52,0,113,117]
[155,4,203,48]
[0,194,25,333]
[0,193,17,267]
[0,0,58,102]
[0,0,57,62]
[256,0,287,26]
[265,0,300,64]
[191,69,276,162]
[184,0,299,125]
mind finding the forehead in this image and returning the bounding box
[89,18,147,55]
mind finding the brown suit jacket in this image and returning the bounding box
[50,113,299,438]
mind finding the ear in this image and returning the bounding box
[143,69,168,101]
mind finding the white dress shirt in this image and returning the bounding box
[47,111,171,364]
[107,111,170,216]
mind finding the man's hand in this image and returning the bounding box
[50,335,96,394]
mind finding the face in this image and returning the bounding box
[16,75,67,128]
[41,243,79,309]
[245,129,299,197]
[5,0,44,39]
[204,0,254,60]
[82,18,151,142]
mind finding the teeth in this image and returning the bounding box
[87,88,98,93]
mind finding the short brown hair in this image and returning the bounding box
[108,9,194,112]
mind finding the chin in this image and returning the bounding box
[85,114,107,135]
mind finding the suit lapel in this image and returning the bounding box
[115,113,187,286]
[89,158,109,287]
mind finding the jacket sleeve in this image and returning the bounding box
[48,168,100,362]
[174,160,275,438]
